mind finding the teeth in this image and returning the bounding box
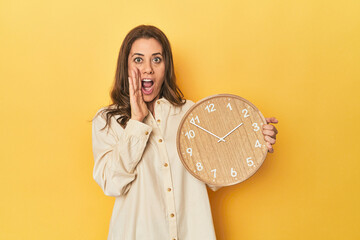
[141,79,153,92]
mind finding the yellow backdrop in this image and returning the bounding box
[1,0,359,239]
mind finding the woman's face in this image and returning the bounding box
[128,37,165,103]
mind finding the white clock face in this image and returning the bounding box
[177,94,268,186]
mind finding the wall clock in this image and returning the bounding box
[176,94,268,187]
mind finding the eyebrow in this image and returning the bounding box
[131,52,162,57]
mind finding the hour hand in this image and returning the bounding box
[190,122,225,142]
[218,123,243,142]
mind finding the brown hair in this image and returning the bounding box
[96,25,185,130]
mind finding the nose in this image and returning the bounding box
[142,60,154,74]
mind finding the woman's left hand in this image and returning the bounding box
[263,117,278,153]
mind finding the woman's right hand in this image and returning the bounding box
[129,68,149,122]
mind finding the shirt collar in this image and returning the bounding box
[156,97,181,116]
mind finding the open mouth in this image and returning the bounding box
[141,79,154,95]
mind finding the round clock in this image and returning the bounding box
[176,94,268,187]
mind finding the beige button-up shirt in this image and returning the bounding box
[92,98,219,240]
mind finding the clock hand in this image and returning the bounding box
[190,122,225,142]
[217,123,243,142]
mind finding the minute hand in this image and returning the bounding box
[218,123,243,142]
[190,122,225,142]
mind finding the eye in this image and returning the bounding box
[153,57,162,63]
[134,57,142,63]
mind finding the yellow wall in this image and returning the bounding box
[1,0,359,239]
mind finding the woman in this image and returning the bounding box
[92,25,278,240]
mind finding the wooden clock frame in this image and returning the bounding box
[176,94,268,187]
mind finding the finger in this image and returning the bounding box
[264,135,276,145]
[136,68,143,95]
[266,141,274,153]
[128,77,134,97]
[263,124,278,134]
[135,68,140,91]
[131,69,137,94]
[132,68,138,91]
[265,117,278,124]
[263,129,276,138]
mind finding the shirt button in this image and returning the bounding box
[164,163,168,167]
[167,188,172,192]
[145,131,149,135]
[158,139,163,143]
[157,119,161,124]
[157,100,160,104]
[170,213,175,218]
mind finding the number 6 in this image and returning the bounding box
[231,168,237,177]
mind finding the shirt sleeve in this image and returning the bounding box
[92,112,152,197]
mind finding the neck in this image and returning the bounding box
[146,95,161,118]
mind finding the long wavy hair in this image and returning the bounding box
[96,25,185,130]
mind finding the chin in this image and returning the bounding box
[143,87,161,102]
[143,94,158,103]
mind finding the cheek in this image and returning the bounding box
[127,62,132,75]
[127,59,137,75]
[158,64,166,81]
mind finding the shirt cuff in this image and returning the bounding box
[124,119,153,141]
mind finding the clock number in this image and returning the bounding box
[205,103,216,113]
[190,115,200,124]
[185,130,195,139]
[255,140,261,148]
[252,123,260,131]
[227,103,232,111]
[242,109,250,118]
[211,169,217,178]
[246,157,254,167]
[186,148,193,156]
[196,162,203,171]
[231,168,237,177]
